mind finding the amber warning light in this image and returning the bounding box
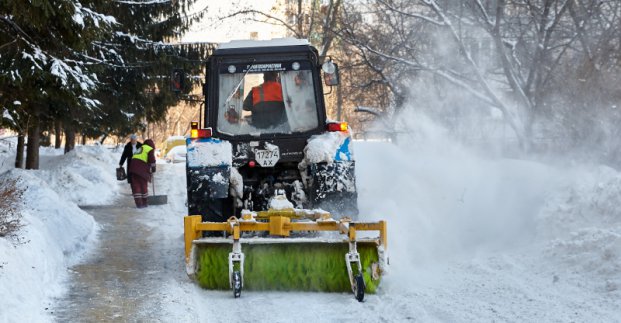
[190,122,212,139]
[326,122,348,132]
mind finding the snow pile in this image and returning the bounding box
[303,131,353,164]
[269,194,294,210]
[537,166,621,238]
[37,145,119,205]
[187,139,232,167]
[537,166,621,293]
[546,229,621,292]
[211,171,226,184]
[229,167,244,200]
[0,145,120,321]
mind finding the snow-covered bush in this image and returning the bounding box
[0,177,24,238]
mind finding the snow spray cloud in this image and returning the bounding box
[363,62,621,294]
[355,105,563,288]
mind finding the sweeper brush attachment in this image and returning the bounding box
[184,209,387,301]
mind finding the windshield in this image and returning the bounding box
[217,60,319,136]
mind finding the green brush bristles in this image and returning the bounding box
[195,242,381,293]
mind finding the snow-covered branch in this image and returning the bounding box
[50,58,97,91]
[73,2,117,28]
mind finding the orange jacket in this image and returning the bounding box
[252,81,283,106]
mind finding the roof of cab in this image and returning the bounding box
[214,38,315,56]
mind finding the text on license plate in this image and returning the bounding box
[254,149,280,167]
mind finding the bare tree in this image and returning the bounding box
[221,0,342,56]
[335,0,621,153]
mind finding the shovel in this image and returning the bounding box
[148,174,168,205]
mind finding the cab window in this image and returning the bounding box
[217,61,319,136]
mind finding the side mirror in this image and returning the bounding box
[171,69,185,92]
[322,62,340,86]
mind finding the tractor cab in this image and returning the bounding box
[206,39,337,140]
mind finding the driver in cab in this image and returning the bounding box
[242,71,287,129]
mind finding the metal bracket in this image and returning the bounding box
[228,240,245,288]
[345,241,362,294]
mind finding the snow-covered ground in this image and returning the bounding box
[0,144,120,322]
[141,134,620,321]
[1,125,620,322]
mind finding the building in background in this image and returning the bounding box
[182,1,287,43]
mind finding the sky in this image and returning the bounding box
[182,0,287,43]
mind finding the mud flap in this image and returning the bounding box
[308,161,358,216]
[186,137,233,223]
[187,166,231,222]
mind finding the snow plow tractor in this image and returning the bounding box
[183,39,387,301]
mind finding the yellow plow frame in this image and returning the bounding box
[184,209,387,301]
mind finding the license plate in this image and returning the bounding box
[254,148,280,167]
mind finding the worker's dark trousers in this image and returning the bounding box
[130,175,149,208]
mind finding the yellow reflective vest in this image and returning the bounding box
[132,144,153,163]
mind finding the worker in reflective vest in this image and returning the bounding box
[129,139,156,208]
[119,134,142,184]
[243,71,287,128]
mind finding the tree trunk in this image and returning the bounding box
[14,134,25,169]
[25,116,40,170]
[99,133,108,145]
[64,124,76,154]
[54,119,62,149]
[297,0,303,36]
[81,134,86,146]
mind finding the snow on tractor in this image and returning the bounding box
[182,39,387,301]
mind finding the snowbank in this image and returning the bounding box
[0,145,119,322]
[38,145,119,205]
[537,166,621,294]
